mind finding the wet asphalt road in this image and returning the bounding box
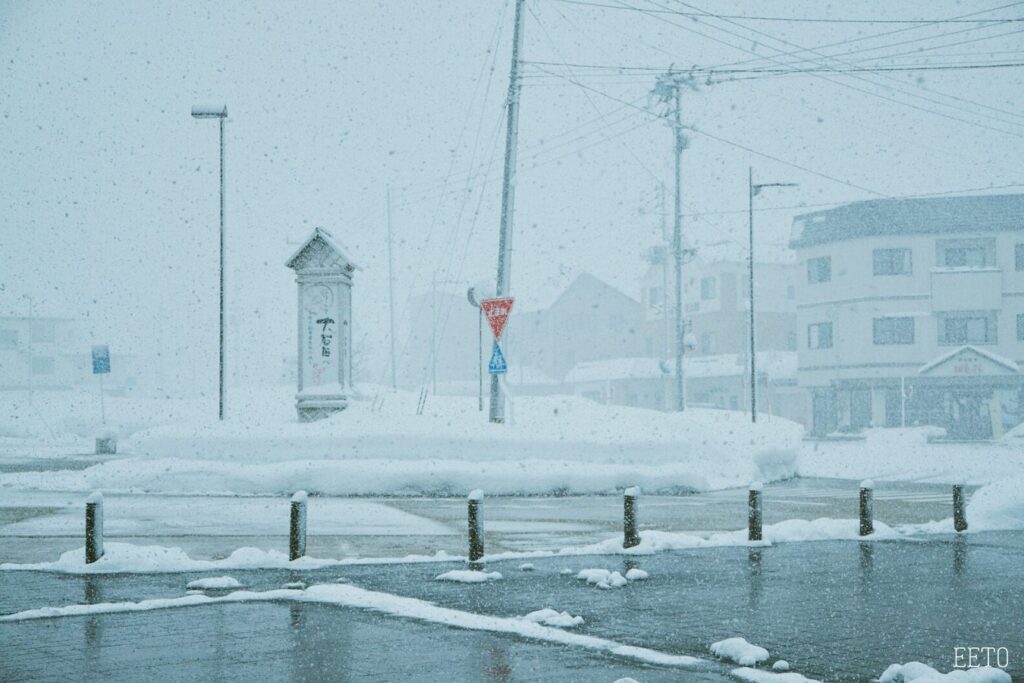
[2,532,1021,682]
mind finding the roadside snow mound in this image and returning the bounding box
[435,570,502,583]
[878,662,1010,682]
[8,387,801,497]
[710,637,770,666]
[966,478,1024,531]
[732,668,820,682]
[521,608,584,628]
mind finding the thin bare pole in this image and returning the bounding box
[749,167,757,423]
[218,115,226,421]
[386,186,398,389]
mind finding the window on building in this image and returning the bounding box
[786,331,797,351]
[31,357,55,375]
[0,329,17,349]
[30,322,55,343]
[1016,244,1024,271]
[939,312,997,345]
[808,322,833,349]
[1018,314,1024,341]
[937,238,994,269]
[873,248,912,275]
[873,317,915,344]
[807,256,831,284]
[700,276,717,300]
[700,333,716,353]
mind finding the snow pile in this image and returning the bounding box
[574,566,649,588]
[435,570,502,583]
[186,576,243,590]
[732,668,819,683]
[710,637,770,666]
[878,662,1010,682]
[518,563,535,571]
[520,608,584,628]
[773,661,790,672]
[965,478,1024,531]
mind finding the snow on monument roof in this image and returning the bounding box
[285,227,361,270]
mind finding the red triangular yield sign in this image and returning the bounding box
[480,297,514,340]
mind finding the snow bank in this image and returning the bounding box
[965,478,1024,531]
[0,542,457,574]
[576,568,628,588]
[186,576,243,590]
[798,427,1024,487]
[520,608,584,628]
[435,570,502,583]
[5,388,798,496]
[878,662,1010,682]
[732,668,820,683]
[571,517,901,556]
[624,568,648,580]
[710,637,769,666]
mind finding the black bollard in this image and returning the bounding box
[623,486,641,549]
[953,484,968,533]
[290,491,308,561]
[748,482,763,542]
[85,491,104,564]
[468,489,484,567]
[859,479,874,537]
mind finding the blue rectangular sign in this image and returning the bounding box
[92,345,111,374]
[488,342,507,375]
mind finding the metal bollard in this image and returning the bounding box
[953,484,968,533]
[623,486,641,549]
[468,489,484,567]
[859,479,874,537]
[748,482,763,542]
[290,491,308,561]
[85,491,104,564]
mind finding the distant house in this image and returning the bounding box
[505,273,647,381]
[0,316,77,390]
[790,193,1024,438]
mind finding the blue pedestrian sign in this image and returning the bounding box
[488,342,507,375]
[91,345,111,374]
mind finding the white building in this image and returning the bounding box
[790,194,1024,438]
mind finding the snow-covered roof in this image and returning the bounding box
[791,193,1024,248]
[285,227,361,271]
[565,357,668,383]
[918,345,1020,375]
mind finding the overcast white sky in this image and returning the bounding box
[1,0,1022,390]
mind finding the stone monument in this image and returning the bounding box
[285,227,359,421]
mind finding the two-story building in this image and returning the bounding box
[790,194,1024,438]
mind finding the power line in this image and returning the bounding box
[551,0,1024,24]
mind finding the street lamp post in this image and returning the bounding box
[191,105,228,421]
[748,168,797,423]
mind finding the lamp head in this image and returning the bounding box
[191,105,228,119]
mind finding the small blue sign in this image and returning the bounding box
[92,345,111,374]
[488,342,507,375]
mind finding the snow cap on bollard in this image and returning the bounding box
[749,481,763,492]
[624,486,641,497]
[86,491,104,504]
[468,488,484,501]
[860,479,874,490]
[292,490,309,503]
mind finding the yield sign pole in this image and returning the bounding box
[490,0,527,425]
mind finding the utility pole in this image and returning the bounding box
[386,186,398,390]
[748,169,797,423]
[489,0,527,424]
[653,71,695,412]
